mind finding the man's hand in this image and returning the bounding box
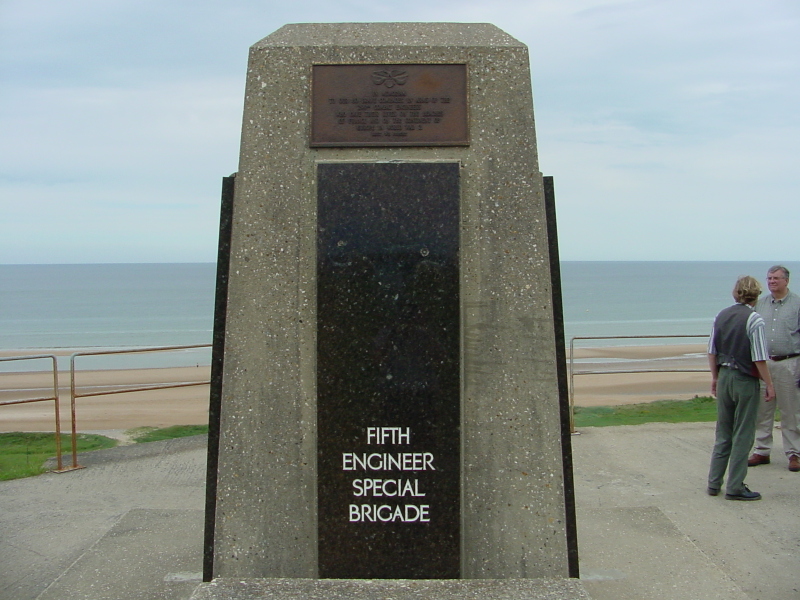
[754,360,775,400]
[708,354,718,397]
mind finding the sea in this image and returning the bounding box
[0,261,795,371]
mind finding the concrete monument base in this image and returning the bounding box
[191,578,590,600]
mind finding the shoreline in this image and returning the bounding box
[0,344,713,432]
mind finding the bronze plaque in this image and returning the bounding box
[311,64,468,147]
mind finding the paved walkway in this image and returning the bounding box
[1,423,798,600]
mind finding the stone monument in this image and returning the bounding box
[198,22,582,599]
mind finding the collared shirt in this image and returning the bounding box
[755,290,800,356]
[708,303,770,363]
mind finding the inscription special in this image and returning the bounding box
[311,64,468,146]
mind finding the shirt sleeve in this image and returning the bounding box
[747,312,769,362]
[707,323,716,355]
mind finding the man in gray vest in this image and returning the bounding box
[748,265,800,472]
[708,275,775,500]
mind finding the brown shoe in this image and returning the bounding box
[789,456,800,472]
[748,453,770,467]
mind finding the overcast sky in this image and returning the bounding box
[1,0,798,264]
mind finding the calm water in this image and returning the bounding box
[559,261,798,342]
[0,263,216,370]
[0,261,795,365]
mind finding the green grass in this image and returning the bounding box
[0,425,210,481]
[128,424,209,443]
[574,396,718,428]
[0,432,117,481]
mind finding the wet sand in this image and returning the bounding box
[0,344,712,432]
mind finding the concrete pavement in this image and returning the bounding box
[0,436,206,600]
[574,422,799,599]
[1,423,798,600]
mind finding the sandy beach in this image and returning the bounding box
[0,344,711,433]
[568,343,710,406]
[0,364,211,433]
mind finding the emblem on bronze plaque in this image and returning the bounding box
[311,64,468,147]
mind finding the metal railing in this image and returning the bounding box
[568,334,709,433]
[67,344,211,468]
[0,355,75,472]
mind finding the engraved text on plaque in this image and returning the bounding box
[311,64,468,147]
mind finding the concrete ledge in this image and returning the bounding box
[190,578,590,600]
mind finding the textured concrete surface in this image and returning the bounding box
[2,423,798,599]
[190,578,590,600]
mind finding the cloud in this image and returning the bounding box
[1,0,798,262]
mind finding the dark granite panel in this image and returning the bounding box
[204,174,236,581]
[317,162,460,579]
[543,176,579,578]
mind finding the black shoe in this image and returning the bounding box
[707,487,720,496]
[725,485,761,501]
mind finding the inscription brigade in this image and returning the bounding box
[349,503,430,523]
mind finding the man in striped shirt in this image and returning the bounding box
[707,276,775,501]
[748,265,800,471]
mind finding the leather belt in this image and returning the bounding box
[770,353,800,361]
